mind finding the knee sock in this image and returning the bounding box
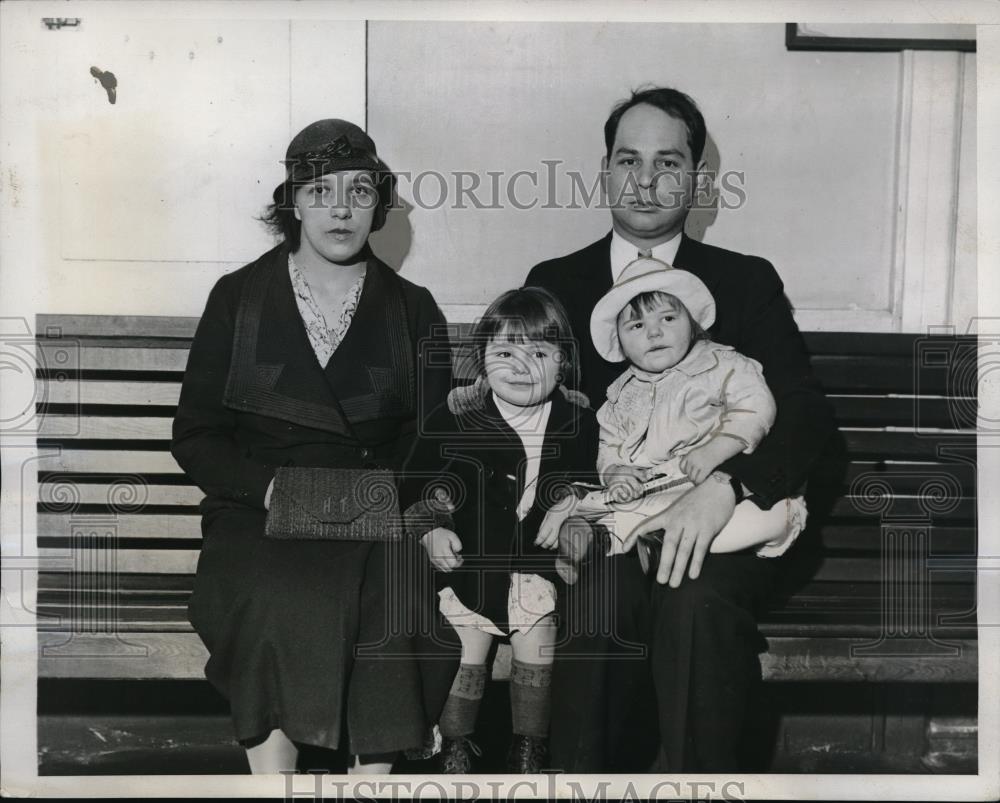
[438,663,487,738]
[510,659,552,738]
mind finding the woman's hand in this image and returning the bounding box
[420,527,463,572]
[604,464,649,504]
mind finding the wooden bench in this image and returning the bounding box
[34,315,978,771]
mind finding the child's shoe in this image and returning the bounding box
[506,734,547,773]
[439,735,482,774]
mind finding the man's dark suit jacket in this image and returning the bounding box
[525,231,834,508]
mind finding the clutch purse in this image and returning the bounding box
[264,467,402,541]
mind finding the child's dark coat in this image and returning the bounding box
[401,382,598,630]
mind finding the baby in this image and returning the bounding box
[561,257,807,575]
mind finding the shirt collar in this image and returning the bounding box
[609,230,683,281]
[492,392,552,439]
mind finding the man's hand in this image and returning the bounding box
[605,464,650,504]
[420,527,463,572]
[621,476,737,586]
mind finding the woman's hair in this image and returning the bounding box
[468,286,578,388]
[260,162,397,251]
[617,291,709,343]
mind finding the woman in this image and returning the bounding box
[171,119,451,774]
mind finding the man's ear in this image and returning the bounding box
[600,155,610,194]
[293,205,302,222]
[692,158,712,198]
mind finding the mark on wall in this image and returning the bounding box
[42,18,82,31]
[89,67,117,105]
[3,168,22,208]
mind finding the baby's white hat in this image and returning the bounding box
[590,257,716,363]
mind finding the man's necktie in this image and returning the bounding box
[638,248,652,258]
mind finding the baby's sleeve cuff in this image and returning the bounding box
[755,496,808,558]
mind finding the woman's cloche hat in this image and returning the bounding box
[590,257,716,363]
[274,119,383,201]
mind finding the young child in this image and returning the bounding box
[559,256,807,574]
[400,287,598,774]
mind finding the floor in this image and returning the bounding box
[37,679,977,776]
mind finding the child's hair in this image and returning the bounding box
[618,291,709,342]
[469,286,578,388]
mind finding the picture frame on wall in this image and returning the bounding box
[786,22,977,52]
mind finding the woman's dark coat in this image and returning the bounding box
[171,241,451,753]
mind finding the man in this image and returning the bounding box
[525,87,834,772]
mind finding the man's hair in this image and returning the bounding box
[604,87,707,165]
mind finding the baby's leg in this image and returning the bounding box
[709,497,807,555]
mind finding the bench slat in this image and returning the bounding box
[36,417,979,462]
[36,449,185,474]
[36,513,975,547]
[841,430,976,460]
[38,548,198,574]
[811,461,976,495]
[38,632,208,679]
[36,631,977,682]
[39,484,203,507]
[37,314,199,339]
[36,319,970,354]
[38,344,189,372]
[38,572,194,591]
[38,384,968,431]
[828,396,968,429]
[814,524,975,552]
[811,354,976,395]
[32,555,967,584]
[38,416,172,439]
[33,457,977,495]
[41,380,182,406]
[801,332,979,357]
[827,496,975,521]
[35,486,977,523]
[38,513,201,539]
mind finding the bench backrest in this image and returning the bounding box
[34,315,977,639]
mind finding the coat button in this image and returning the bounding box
[360,447,373,461]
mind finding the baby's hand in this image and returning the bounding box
[680,442,729,485]
[420,527,463,572]
[605,464,649,504]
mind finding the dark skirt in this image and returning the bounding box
[188,506,429,754]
